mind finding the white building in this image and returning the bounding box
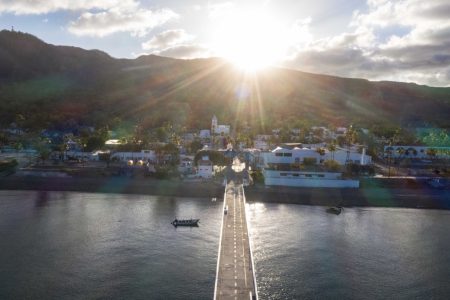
[197,155,214,178]
[178,156,194,174]
[111,150,156,162]
[335,127,348,137]
[261,145,371,188]
[211,115,230,136]
[254,135,271,151]
[264,170,359,188]
[199,130,211,139]
[263,145,371,166]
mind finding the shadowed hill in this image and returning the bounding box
[0,30,449,131]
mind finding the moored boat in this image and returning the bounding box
[326,206,343,215]
[171,218,200,227]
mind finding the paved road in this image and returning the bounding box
[214,181,257,300]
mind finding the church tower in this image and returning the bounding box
[211,115,218,135]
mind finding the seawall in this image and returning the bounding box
[0,176,224,198]
[0,176,448,209]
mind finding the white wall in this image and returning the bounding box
[198,165,213,178]
[265,177,359,188]
[111,150,156,162]
[264,170,359,188]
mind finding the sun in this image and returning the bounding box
[212,11,290,71]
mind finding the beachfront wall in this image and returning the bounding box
[64,151,99,161]
[111,150,156,162]
[264,170,360,188]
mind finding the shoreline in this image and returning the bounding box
[0,176,449,210]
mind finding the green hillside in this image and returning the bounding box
[1,30,449,132]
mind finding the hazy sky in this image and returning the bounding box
[0,0,449,86]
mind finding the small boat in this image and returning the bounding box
[171,218,200,227]
[326,206,343,215]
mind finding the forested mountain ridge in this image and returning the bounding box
[1,30,449,132]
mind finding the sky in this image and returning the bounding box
[0,0,449,87]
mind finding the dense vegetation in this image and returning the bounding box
[1,30,450,135]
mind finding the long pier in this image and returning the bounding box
[214,181,258,300]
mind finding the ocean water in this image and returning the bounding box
[0,191,222,300]
[1,191,450,299]
[248,203,450,300]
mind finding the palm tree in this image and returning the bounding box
[426,148,437,160]
[327,142,337,160]
[385,146,394,177]
[345,126,356,164]
[396,147,405,159]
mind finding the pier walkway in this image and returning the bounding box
[214,180,257,300]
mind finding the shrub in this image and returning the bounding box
[324,160,340,172]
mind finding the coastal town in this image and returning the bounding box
[1,115,449,193]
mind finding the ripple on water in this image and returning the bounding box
[248,203,450,300]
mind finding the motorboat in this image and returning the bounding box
[171,218,200,227]
[326,206,343,215]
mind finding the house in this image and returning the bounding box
[211,115,230,136]
[197,155,214,178]
[199,129,211,139]
[262,145,365,188]
[182,132,196,144]
[178,156,194,174]
[335,127,348,136]
[254,135,271,151]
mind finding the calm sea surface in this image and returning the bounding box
[248,203,450,299]
[1,191,450,299]
[0,191,222,300]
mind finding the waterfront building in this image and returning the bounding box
[254,135,271,151]
[178,156,194,175]
[261,145,370,188]
[197,155,214,178]
[263,145,372,166]
[111,150,156,163]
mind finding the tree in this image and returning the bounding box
[155,143,180,166]
[327,142,337,160]
[316,147,326,156]
[426,148,437,160]
[324,159,340,172]
[385,146,394,177]
[396,147,406,160]
[188,140,203,154]
[38,148,51,163]
[85,135,106,152]
[345,126,356,163]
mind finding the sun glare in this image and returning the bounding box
[212,11,290,71]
